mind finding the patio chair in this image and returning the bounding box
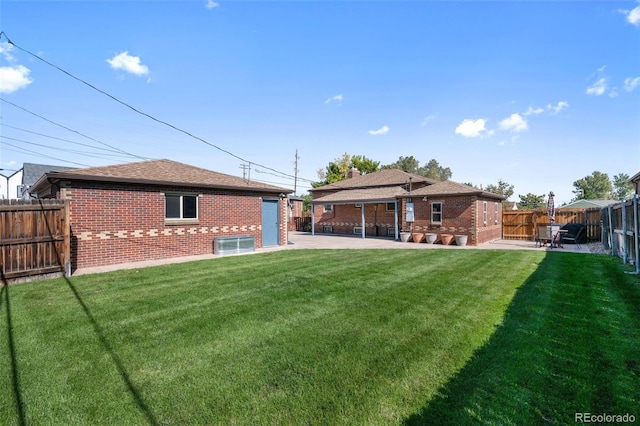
[535,225,551,247]
[561,225,585,247]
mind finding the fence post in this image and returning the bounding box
[622,201,628,263]
[634,195,639,274]
[608,205,615,256]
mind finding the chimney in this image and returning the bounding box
[347,168,360,179]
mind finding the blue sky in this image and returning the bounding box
[1,1,639,204]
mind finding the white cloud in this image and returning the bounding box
[324,94,343,105]
[499,113,528,132]
[420,115,436,126]
[624,76,640,92]
[0,41,16,62]
[0,65,33,93]
[106,51,150,76]
[620,5,640,26]
[0,41,32,93]
[547,101,569,114]
[586,77,607,96]
[368,125,389,135]
[205,0,219,9]
[523,106,544,116]
[455,118,492,138]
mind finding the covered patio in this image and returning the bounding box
[311,186,407,240]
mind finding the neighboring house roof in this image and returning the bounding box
[629,171,640,183]
[311,169,436,191]
[22,163,75,189]
[400,180,506,200]
[558,199,618,209]
[31,159,292,194]
[313,186,407,204]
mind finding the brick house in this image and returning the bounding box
[310,169,436,238]
[30,159,292,271]
[310,170,504,245]
[399,180,505,245]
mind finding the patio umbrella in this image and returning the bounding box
[546,191,555,223]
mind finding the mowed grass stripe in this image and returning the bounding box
[2,249,637,425]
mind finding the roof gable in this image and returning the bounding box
[311,169,436,191]
[33,159,292,193]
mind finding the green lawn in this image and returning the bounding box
[1,249,638,425]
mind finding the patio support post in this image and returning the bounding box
[394,200,399,240]
[311,204,315,236]
[361,203,366,238]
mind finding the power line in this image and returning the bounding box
[1,124,151,158]
[0,98,148,160]
[0,32,305,183]
[0,135,142,162]
[0,141,91,167]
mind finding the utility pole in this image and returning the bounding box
[240,163,252,181]
[293,149,299,195]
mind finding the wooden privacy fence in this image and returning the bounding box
[601,196,639,273]
[0,199,70,284]
[502,208,602,241]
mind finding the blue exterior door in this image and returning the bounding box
[261,199,279,246]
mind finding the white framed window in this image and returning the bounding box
[323,204,333,212]
[431,202,442,224]
[353,226,363,234]
[483,201,488,225]
[165,194,198,220]
[494,202,499,224]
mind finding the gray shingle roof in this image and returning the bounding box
[34,159,292,193]
[22,163,75,188]
[401,180,506,200]
[313,186,407,204]
[311,169,436,191]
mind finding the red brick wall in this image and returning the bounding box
[476,199,503,244]
[402,196,502,245]
[64,182,287,270]
[314,202,399,237]
[402,196,475,241]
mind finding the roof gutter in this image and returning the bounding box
[31,172,292,195]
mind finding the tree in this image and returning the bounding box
[382,155,421,174]
[572,171,613,200]
[301,193,312,212]
[382,156,453,181]
[351,155,380,175]
[313,153,380,187]
[518,193,546,209]
[485,179,514,200]
[421,159,452,181]
[612,173,633,201]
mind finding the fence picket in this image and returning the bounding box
[0,199,69,284]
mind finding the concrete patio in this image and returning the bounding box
[73,231,594,276]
